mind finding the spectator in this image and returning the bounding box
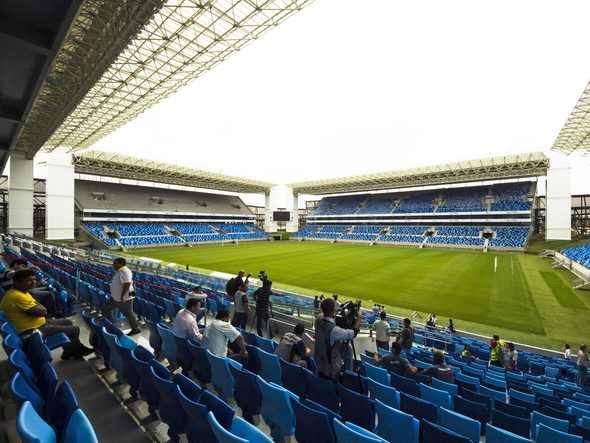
[275,323,314,370]
[372,311,390,351]
[504,342,518,370]
[0,258,28,292]
[489,334,504,367]
[319,294,325,301]
[557,367,570,382]
[187,286,207,303]
[231,284,249,329]
[447,318,455,333]
[254,279,272,337]
[426,313,438,329]
[102,258,141,336]
[204,310,248,362]
[226,270,248,301]
[0,269,93,360]
[373,341,418,377]
[460,345,472,360]
[172,298,203,342]
[314,298,360,380]
[399,318,414,352]
[577,344,589,386]
[420,351,454,383]
[564,343,572,360]
[313,296,320,310]
[332,294,340,309]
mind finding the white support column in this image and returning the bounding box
[263,191,275,232]
[8,152,34,236]
[45,151,75,240]
[546,152,571,241]
[287,189,299,232]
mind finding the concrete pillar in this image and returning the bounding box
[45,151,75,240]
[287,190,299,232]
[8,152,34,236]
[545,152,571,241]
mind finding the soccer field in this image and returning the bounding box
[130,241,590,350]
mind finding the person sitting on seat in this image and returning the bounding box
[460,344,473,360]
[204,310,248,362]
[0,269,93,360]
[420,351,454,383]
[172,298,203,342]
[275,323,315,370]
[187,286,207,303]
[373,341,418,377]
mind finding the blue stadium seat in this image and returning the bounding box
[156,322,177,368]
[400,392,438,422]
[256,376,298,441]
[51,381,79,436]
[419,383,452,409]
[491,408,530,438]
[374,399,419,443]
[495,399,530,419]
[305,370,340,412]
[530,410,570,439]
[291,397,337,443]
[453,395,489,432]
[206,350,238,401]
[338,384,375,431]
[187,339,211,384]
[536,423,582,443]
[363,363,390,386]
[280,359,308,399]
[130,346,159,421]
[333,419,386,443]
[229,364,262,423]
[255,347,282,385]
[17,401,56,443]
[10,372,44,413]
[421,418,471,443]
[485,423,533,443]
[207,411,272,443]
[390,372,420,397]
[150,362,186,442]
[62,409,99,443]
[432,377,459,396]
[438,407,481,443]
[367,378,400,410]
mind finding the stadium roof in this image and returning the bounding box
[32,0,312,154]
[73,150,272,193]
[291,152,549,195]
[0,0,84,171]
[553,80,590,154]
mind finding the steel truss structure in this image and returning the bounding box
[291,152,549,195]
[14,0,164,161]
[73,150,272,193]
[38,0,312,153]
[553,81,590,154]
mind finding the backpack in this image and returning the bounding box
[225,277,237,296]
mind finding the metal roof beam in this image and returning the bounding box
[0,20,53,56]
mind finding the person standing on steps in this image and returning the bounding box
[102,258,141,336]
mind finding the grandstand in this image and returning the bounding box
[294,180,535,250]
[76,179,268,249]
[2,0,590,441]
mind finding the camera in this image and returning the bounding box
[335,300,362,332]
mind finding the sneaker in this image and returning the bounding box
[127,329,141,336]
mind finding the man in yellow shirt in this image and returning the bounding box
[0,269,93,360]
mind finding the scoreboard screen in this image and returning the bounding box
[273,211,291,222]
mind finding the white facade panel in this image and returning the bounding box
[46,152,75,240]
[8,153,34,236]
[546,154,571,241]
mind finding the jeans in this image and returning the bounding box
[38,318,83,355]
[256,311,269,337]
[232,312,248,330]
[376,340,389,351]
[102,298,139,331]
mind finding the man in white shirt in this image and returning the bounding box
[102,258,141,335]
[204,310,248,362]
[172,298,203,342]
[372,311,390,351]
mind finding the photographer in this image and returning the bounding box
[253,275,272,337]
[314,298,361,380]
[226,270,249,301]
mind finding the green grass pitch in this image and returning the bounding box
[130,241,590,351]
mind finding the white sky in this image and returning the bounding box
[90,0,590,199]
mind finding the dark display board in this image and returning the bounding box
[273,211,291,222]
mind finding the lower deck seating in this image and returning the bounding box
[82,222,267,248]
[295,224,529,249]
[562,244,590,268]
[8,244,590,443]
